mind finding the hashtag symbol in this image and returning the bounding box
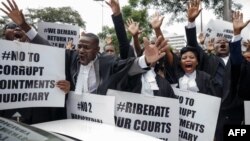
[77,102,81,110]
[117,102,126,112]
[2,51,11,60]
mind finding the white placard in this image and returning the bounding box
[244,101,250,125]
[67,92,115,125]
[173,88,221,141]
[0,40,65,110]
[38,22,80,48]
[0,117,48,141]
[107,89,179,141]
[204,19,250,45]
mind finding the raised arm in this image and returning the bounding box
[230,11,250,65]
[106,0,131,59]
[1,0,50,45]
[1,0,30,32]
[126,18,142,56]
[185,0,202,48]
[150,12,173,65]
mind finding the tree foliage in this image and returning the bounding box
[98,5,151,54]
[128,0,242,24]
[25,7,85,29]
[0,6,85,38]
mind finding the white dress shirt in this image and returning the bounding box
[179,70,199,92]
[74,59,97,94]
[141,67,159,96]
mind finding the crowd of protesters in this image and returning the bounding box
[0,0,250,141]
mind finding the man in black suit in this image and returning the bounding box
[184,0,250,140]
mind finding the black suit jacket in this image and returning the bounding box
[238,61,250,100]
[185,26,243,110]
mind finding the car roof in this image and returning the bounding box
[32,119,160,141]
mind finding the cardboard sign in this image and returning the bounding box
[204,19,250,45]
[244,101,250,125]
[107,89,179,141]
[173,88,221,141]
[0,40,65,109]
[38,22,80,48]
[67,92,115,125]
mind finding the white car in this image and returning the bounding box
[0,117,160,141]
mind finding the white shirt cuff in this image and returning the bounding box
[138,55,148,69]
[186,21,196,29]
[25,28,38,40]
[231,34,242,42]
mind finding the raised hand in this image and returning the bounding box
[126,18,141,36]
[187,0,202,22]
[105,35,112,45]
[66,40,74,50]
[56,80,70,94]
[150,12,164,29]
[207,38,215,52]
[233,11,250,35]
[105,0,120,16]
[198,32,206,45]
[1,0,24,26]
[144,36,167,64]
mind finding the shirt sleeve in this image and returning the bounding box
[231,34,242,42]
[186,21,196,29]
[25,28,38,40]
[138,55,148,69]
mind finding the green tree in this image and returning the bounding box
[25,7,85,29]
[98,5,151,54]
[128,0,242,24]
[0,7,85,38]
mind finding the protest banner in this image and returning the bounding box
[0,116,48,141]
[244,101,250,125]
[67,92,115,125]
[107,89,179,141]
[173,88,221,141]
[0,40,65,110]
[204,19,250,48]
[38,22,80,48]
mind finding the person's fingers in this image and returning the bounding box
[197,0,201,7]
[125,20,129,28]
[155,36,163,47]
[157,52,166,61]
[105,1,111,7]
[7,0,14,10]
[194,0,197,7]
[232,11,236,20]
[143,37,150,50]
[243,20,250,29]
[0,8,8,15]
[240,12,243,21]
[187,1,190,10]
[197,8,202,16]
[160,45,168,53]
[160,16,164,23]
[1,2,11,13]
[158,39,167,50]
[12,0,18,10]
[236,11,240,19]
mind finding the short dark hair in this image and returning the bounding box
[180,46,200,62]
[84,33,99,45]
[3,22,19,31]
